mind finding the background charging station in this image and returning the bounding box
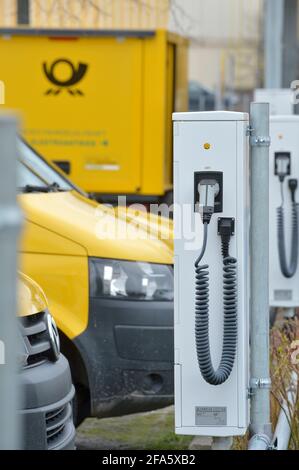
[173,111,250,437]
[269,115,299,308]
[254,89,294,116]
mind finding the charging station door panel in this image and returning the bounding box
[269,116,299,308]
[173,112,250,436]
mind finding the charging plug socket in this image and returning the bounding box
[275,152,291,182]
[194,171,223,213]
[197,180,219,223]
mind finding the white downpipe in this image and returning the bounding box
[248,433,271,450]
[272,371,298,450]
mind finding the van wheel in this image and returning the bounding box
[72,384,90,427]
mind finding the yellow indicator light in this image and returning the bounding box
[204,143,211,150]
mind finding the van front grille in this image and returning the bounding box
[18,310,55,368]
[45,402,73,450]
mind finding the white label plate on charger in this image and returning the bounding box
[195,407,227,426]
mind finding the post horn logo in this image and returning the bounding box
[43,58,88,96]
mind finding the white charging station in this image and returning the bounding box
[269,115,299,308]
[254,89,294,115]
[173,111,250,437]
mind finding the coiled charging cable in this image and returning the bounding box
[195,182,237,386]
[277,178,298,278]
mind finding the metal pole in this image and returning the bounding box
[17,0,30,25]
[282,0,298,88]
[248,433,270,450]
[248,103,272,446]
[211,437,233,451]
[0,114,22,449]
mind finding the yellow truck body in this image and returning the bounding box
[0,28,188,200]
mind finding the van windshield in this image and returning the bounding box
[18,140,73,191]
[18,161,48,189]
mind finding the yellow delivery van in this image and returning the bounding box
[0,28,188,203]
[18,140,174,424]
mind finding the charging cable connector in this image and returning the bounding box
[276,155,290,183]
[198,179,219,224]
[289,178,298,203]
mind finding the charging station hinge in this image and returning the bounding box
[246,125,254,136]
[248,377,272,397]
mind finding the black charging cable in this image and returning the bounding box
[194,182,237,386]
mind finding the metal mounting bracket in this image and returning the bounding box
[250,136,271,147]
[248,377,272,397]
[246,125,271,147]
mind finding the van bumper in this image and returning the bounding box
[74,298,174,418]
[19,354,76,450]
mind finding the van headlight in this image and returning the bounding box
[89,258,173,301]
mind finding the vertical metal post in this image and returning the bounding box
[17,0,30,25]
[0,114,22,449]
[264,0,284,88]
[248,103,272,447]
[212,437,233,451]
[282,0,298,88]
[215,51,224,110]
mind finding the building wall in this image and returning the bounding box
[169,0,262,44]
[0,0,17,26]
[0,0,169,29]
[169,0,263,93]
[0,0,263,94]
